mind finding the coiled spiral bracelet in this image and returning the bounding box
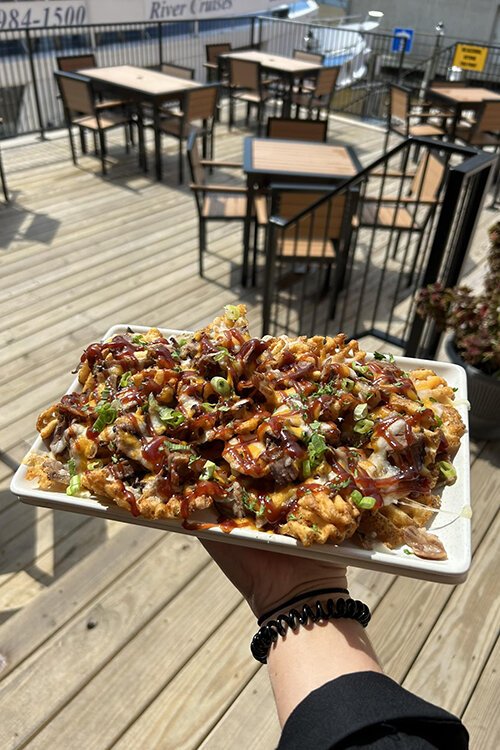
[251,594,371,664]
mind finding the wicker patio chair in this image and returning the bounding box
[186,130,267,277]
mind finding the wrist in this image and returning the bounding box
[249,570,348,620]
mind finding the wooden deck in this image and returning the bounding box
[0,110,499,749]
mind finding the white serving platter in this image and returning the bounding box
[10,324,472,584]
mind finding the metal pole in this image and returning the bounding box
[396,33,408,83]
[25,28,46,139]
[158,22,163,67]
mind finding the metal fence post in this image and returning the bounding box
[396,34,408,83]
[158,22,163,66]
[25,28,46,139]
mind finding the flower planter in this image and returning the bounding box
[445,338,500,440]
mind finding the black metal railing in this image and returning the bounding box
[261,136,496,359]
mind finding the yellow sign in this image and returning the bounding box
[453,43,489,72]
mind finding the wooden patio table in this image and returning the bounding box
[241,136,362,285]
[428,86,500,138]
[80,65,203,180]
[220,49,321,117]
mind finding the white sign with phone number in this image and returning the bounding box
[0,1,87,30]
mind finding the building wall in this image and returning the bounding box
[346,0,499,44]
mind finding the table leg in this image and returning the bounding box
[281,74,293,119]
[242,178,254,287]
[153,104,162,181]
[136,104,147,173]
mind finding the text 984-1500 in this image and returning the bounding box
[0,1,86,30]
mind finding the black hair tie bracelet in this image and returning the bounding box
[251,597,371,664]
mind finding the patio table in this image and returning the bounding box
[241,136,362,284]
[428,86,500,138]
[220,50,321,118]
[80,65,203,180]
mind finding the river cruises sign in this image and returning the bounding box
[0,0,286,28]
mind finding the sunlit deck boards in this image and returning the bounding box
[0,113,499,749]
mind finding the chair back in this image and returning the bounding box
[474,100,500,135]
[409,152,444,202]
[229,58,260,92]
[56,54,96,73]
[277,190,347,243]
[55,71,95,117]
[314,66,340,97]
[183,85,219,123]
[389,84,410,123]
[161,63,195,80]
[293,49,324,65]
[206,42,232,64]
[266,117,327,142]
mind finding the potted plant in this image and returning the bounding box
[416,221,500,440]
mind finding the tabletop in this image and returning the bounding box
[429,86,500,104]
[222,49,320,76]
[244,137,361,182]
[80,65,201,97]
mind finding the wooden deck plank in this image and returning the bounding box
[111,600,258,750]
[461,636,500,747]
[27,563,243,750]
[0,535,209,748]
[0,523,162,676]
[401,511,500,715]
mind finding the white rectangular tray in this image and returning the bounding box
[10,324,472,584]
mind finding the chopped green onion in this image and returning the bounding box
[353,418,374,434]
[224,305,240,321]
[119,371,132,387]
[164,441,191,452]
[93,401,118,432]
[66,474,82,496]
[132,334,146,345]
[302,458,312,478]
[307,431,327,470]
[214,347,232,363]
[178,338,188,346]
[373,351,386,360]
[210,376,232,397]
[158,407,185,428]
[353,403,368,421]
[352,363,372,377]
[87,460,102,471]
[437,461,457,483]
[435,415,443,427]
[287,513,298,521]
[341,378,355,392]
[350,491,376,510]
[188,455,199,466]
[403,548,414,555]
[311,523,320,533]
[202,402,216,413]
[200,460,216,480]
[67,458,77,477]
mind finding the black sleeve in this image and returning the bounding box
[277,671,469,750]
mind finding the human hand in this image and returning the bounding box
[201,538,347,619]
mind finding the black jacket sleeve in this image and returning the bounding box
[277,671,468,750]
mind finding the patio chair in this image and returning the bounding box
[266,116,328,142]
[54,71,134,176]
[160,63,195,80]
[186,130,267,277]
[0,117,8,201]
[291,66,340,120]
[263,184,358,321]
[293,49,325,65]
[228,59,274,135]
[204,42,232,82]
[356,151,445,285]
[384,84,448,152]
[453,100,500,148]
[158,84,219,183]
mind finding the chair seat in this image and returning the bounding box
[392,122,444,137]
[277,237,336,259]
[96,98,128,110]
[202,193,267,222]
[357,203,417,230]
[232,90,269,105]
[73,112,129,131]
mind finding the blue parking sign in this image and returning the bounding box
[392,28,414,54]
